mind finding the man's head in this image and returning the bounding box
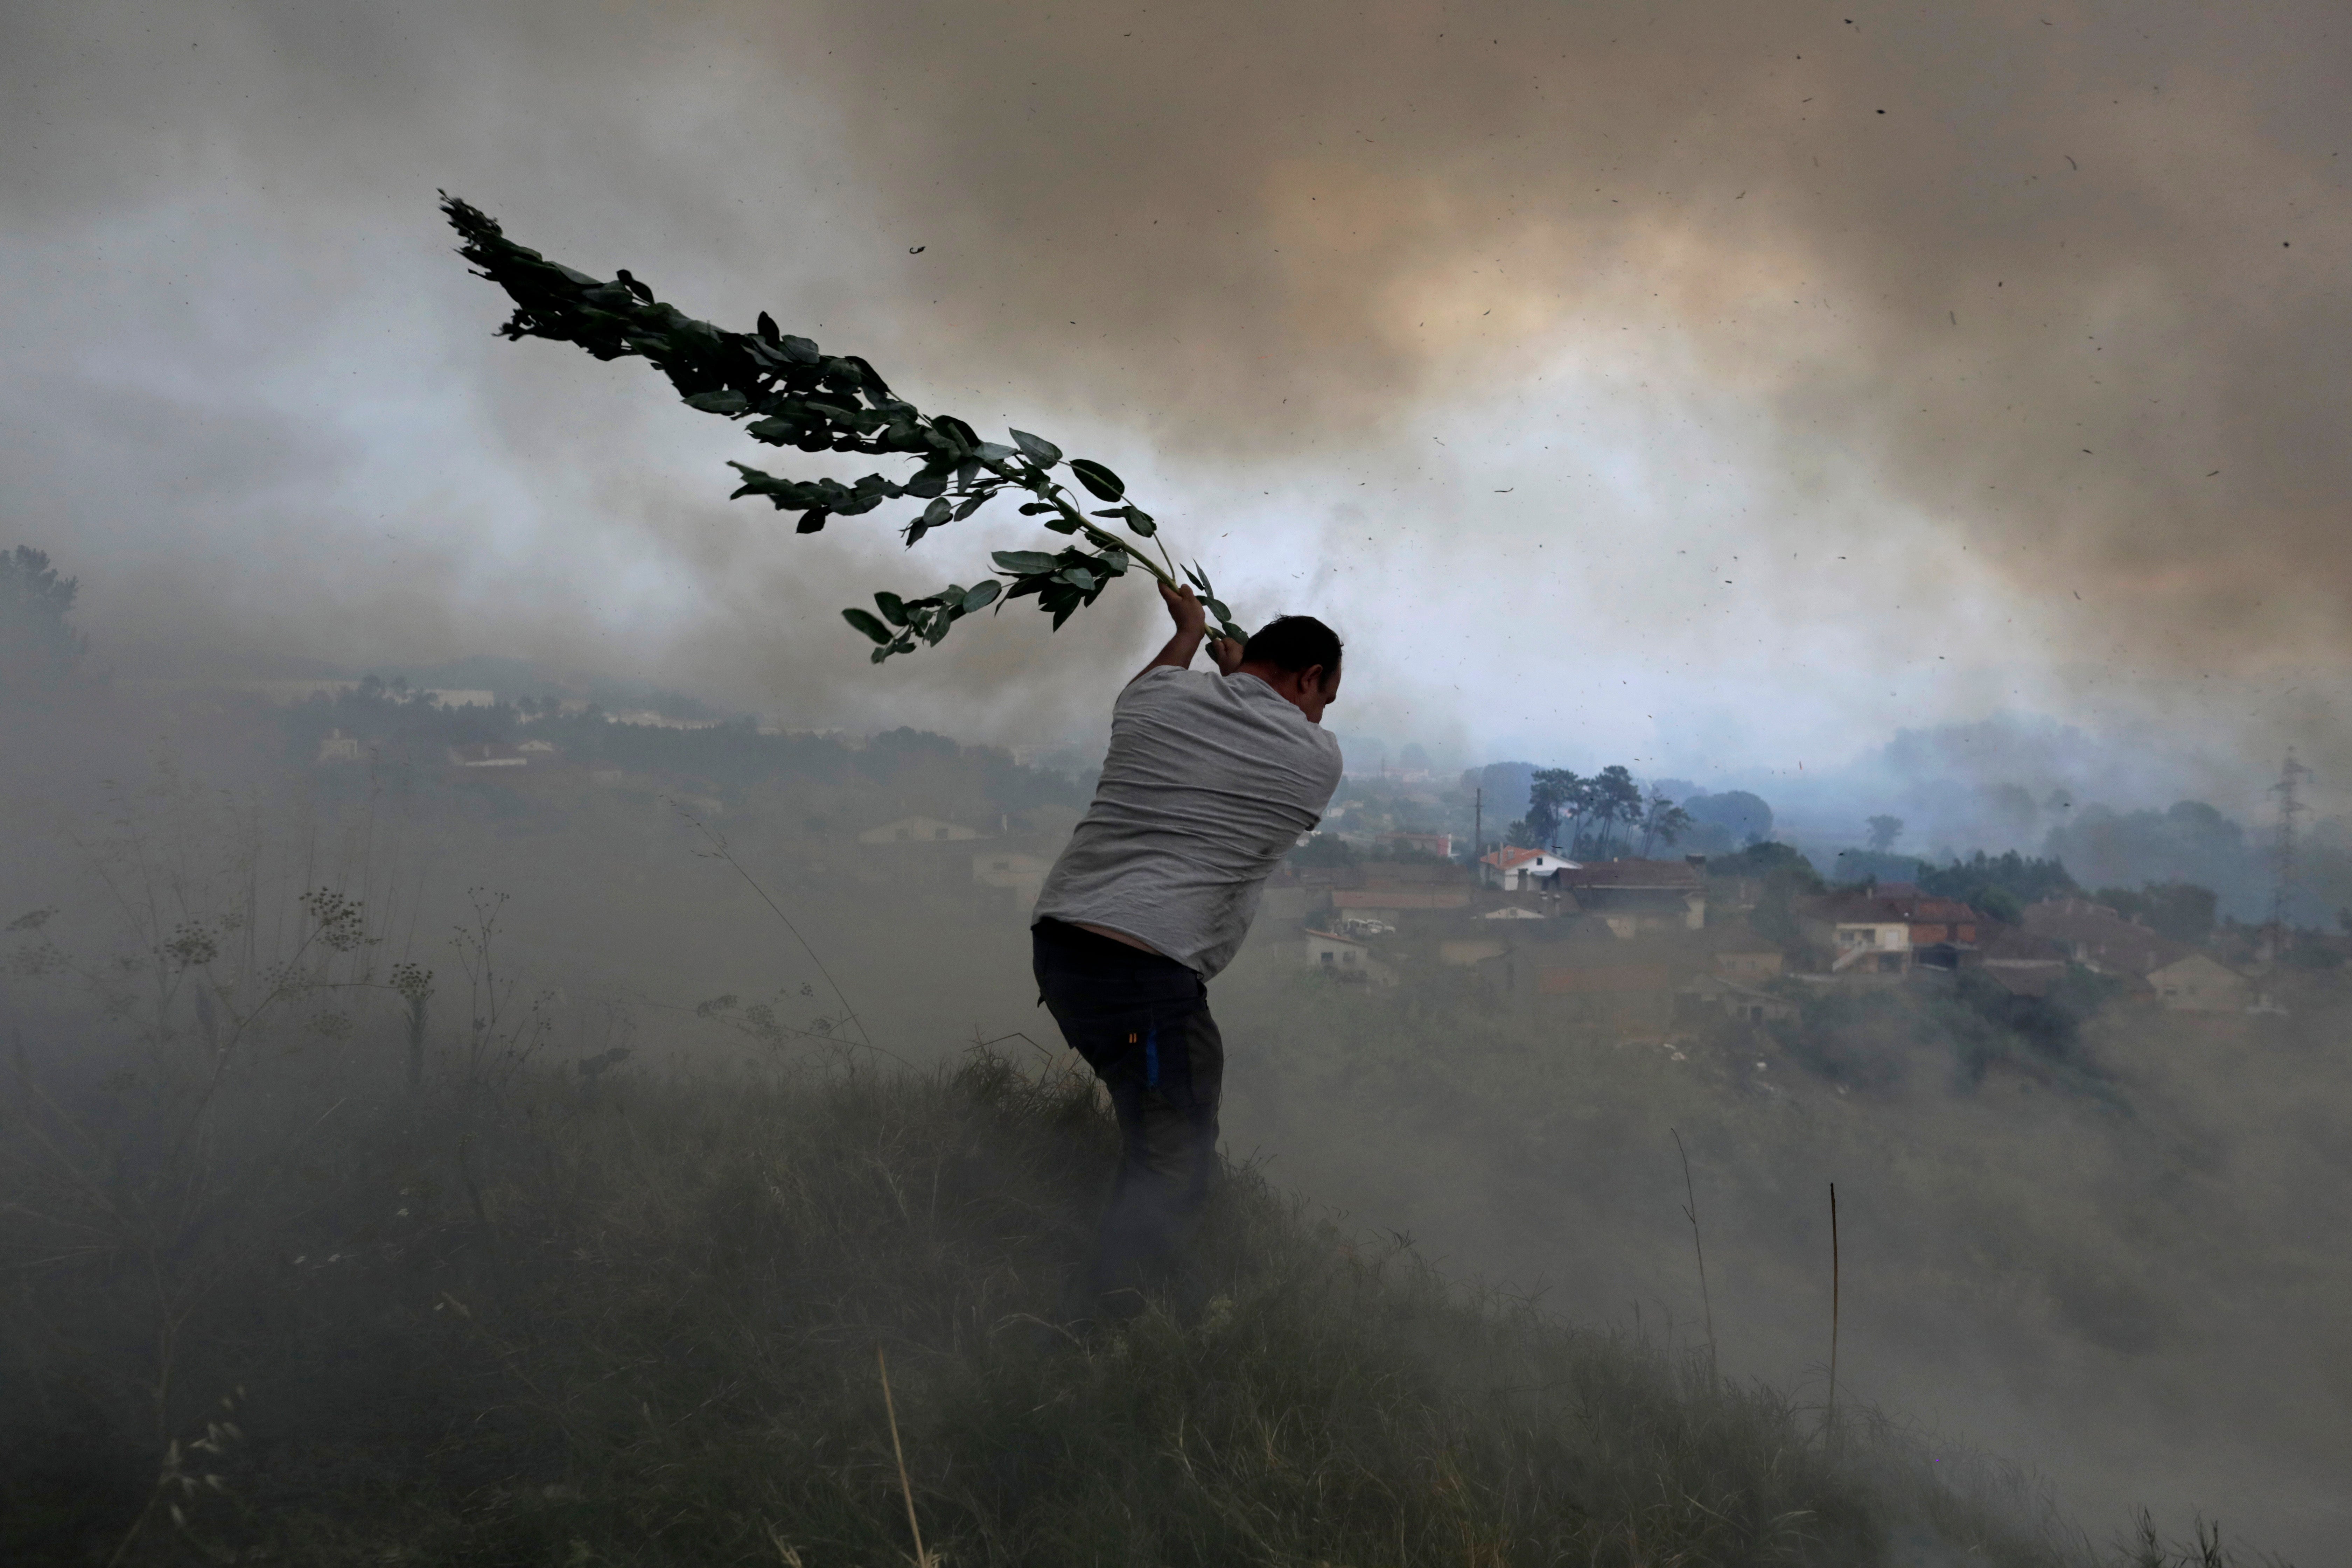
[1237,615,1343,723]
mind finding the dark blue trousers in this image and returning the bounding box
[1031,918,1224,1310]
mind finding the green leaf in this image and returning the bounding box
[841,354,894,404]
[1009,429,1064,464]
[842,608,892,644]
[439,198,1244,663]
[1069,458,1125,500]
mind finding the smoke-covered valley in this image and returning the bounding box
[8,1,2352,1562]
[5,591,2348,1561]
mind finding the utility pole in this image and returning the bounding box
[2267,749,2311,954]
[1472,787,1483,887]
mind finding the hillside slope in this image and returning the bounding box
[7,1036,2275,1567]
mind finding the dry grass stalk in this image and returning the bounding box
[1827,1181,1842,1448]
[876,1343,935,1568]
[1671,1127,1716,1381]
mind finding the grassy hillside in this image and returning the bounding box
[2,1033,2275,1568]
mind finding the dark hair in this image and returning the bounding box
[1241,615,1342,677]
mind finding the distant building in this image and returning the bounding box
[2021,898,2190,978]
[517,738,558,755]
[1559,858,1709,936]
[604,709,722,730]
[1679,973,1800,1026]
[1693,918,1785,981]
[1379,831,1454,860]
[316,729,363,764]
[973,850,1050,909]
[2147,952,2252,1013]
[2022,898,2257,1011]
[1796,889,1981,973]
[1480,847,1580,890]
[1303,928,1394,984]
[859,815,981,845]
[1973,922,2073,996]
[447,742,527,769]
[1330,888,1471,920]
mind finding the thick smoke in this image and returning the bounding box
[777,0,2352,661]
[4,0,2349,763]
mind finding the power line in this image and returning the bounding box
[2266,749,2311,945]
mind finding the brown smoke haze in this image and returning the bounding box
[786,0,2352,665]
[4,0,2350,780]
[10,6,2352,1559]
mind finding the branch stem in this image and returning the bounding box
[1043,486,1176,587]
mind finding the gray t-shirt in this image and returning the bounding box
[1035,666,1344,979]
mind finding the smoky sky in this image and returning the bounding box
[5,0,2350,793]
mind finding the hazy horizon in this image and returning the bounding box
[7,0,2352,818]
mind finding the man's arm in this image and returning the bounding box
[1131,581,1246,684]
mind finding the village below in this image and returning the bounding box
[279,664,2346,1100]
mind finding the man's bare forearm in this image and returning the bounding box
[1131,623,1208,683]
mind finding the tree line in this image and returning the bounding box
[1505,765,1693,860]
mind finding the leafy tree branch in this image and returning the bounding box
[440,195,1245,660]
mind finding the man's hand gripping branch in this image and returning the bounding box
[1133,581,1246,683]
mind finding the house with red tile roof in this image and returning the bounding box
[1795,889,1982,974]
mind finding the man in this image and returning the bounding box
[1032,580,1345,1318]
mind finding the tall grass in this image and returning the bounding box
[8,1015,2269,1566]
[0,772,2298,1565]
